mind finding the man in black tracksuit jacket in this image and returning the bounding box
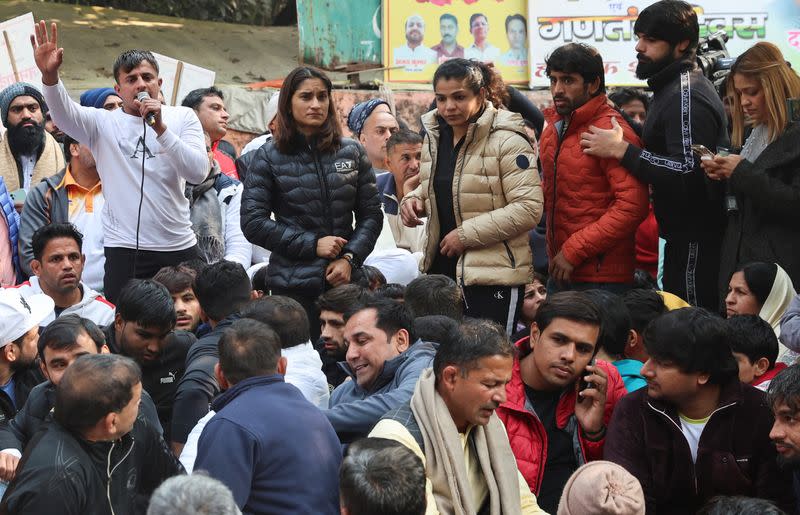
[0,355,183,515]
[581,0,727,310]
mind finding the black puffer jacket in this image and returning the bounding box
[241,136,383,293]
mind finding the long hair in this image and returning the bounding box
[274,66,342,154]
[727,42,800,147]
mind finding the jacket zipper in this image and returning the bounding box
[549,120,570,256]
[106,438,135,515]
[503,241,517,268]
[425,134,437,273]
[310,145,334,236]
[456,126,476,294]
[646,401,737,497]
[596,253,605,272]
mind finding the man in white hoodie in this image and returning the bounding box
[12,223,114,328]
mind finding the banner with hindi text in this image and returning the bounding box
[528,0,799,87]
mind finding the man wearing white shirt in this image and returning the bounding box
[32,21,208,302]
[393,15,436,73]
[464,13,501,63]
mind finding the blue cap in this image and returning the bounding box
[79,87,117,109]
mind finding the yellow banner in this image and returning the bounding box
[383,0,529,85]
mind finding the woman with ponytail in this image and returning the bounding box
[400,58,543,332]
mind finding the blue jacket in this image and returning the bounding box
[195,374,341,515]
[0,177,19,278]
[325,340,437,442]
[613,358,647,392]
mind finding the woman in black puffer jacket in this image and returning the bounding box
[241,66,382,329]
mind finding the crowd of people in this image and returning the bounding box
[0,0,800,513]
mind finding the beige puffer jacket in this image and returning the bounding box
[403,103,543,286]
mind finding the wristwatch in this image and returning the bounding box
[341,253,355,267]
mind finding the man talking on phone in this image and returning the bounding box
[31,21,208,302]
[496,292,627,513]
[579,0,727,310]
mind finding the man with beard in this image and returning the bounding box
[767,365,800,511]
[393,15,436,73]
[431,13,464,63]
[539,43,648,293]
[0,82,65,205]
[315,284,369,389]
[0,288,51,424]
[580,0,727,311]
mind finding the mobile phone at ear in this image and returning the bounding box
[691,144,714,160]
[578,357,596,400]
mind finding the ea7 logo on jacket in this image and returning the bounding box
[334,160,356,173]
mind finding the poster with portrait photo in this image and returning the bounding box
[528,0,797,87]
[383,0,530,85]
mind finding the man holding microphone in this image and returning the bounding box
[31,21,208,302]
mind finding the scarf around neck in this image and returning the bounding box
[410,368,522,515]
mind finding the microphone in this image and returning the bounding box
[136,91,157,127]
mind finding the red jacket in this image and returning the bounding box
[539,95,649,283]
[213,143,238,180]
[496,338,627,494]
[635,203,659,279]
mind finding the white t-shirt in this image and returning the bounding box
[42,81,208,251]
[679,412,709,463]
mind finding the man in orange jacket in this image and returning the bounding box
[539,43,649,293]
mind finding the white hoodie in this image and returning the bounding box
[12,276,115,328]
[282,341,330,409]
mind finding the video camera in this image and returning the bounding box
[696,31,736,96]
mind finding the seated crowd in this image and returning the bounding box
[2,1,800,513]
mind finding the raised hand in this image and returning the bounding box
[30,20,63,86]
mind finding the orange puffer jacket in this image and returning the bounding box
[539,95,649,283]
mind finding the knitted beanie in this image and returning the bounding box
[557,461,645,515]
[0,82,48,128]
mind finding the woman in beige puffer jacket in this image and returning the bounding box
[401,58,543,332]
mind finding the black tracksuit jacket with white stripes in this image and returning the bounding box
[620,57,727,241]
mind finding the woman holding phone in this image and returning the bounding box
[701,42,800,299]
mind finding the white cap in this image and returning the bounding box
[0,289,54,345]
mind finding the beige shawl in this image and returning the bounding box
[411,368,522,515]
[0,130,65,192]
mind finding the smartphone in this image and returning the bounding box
[9,189,25,204]
[578,358,596,402]
[691,144,714,160]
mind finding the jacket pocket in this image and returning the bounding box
[503,241,517,268]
